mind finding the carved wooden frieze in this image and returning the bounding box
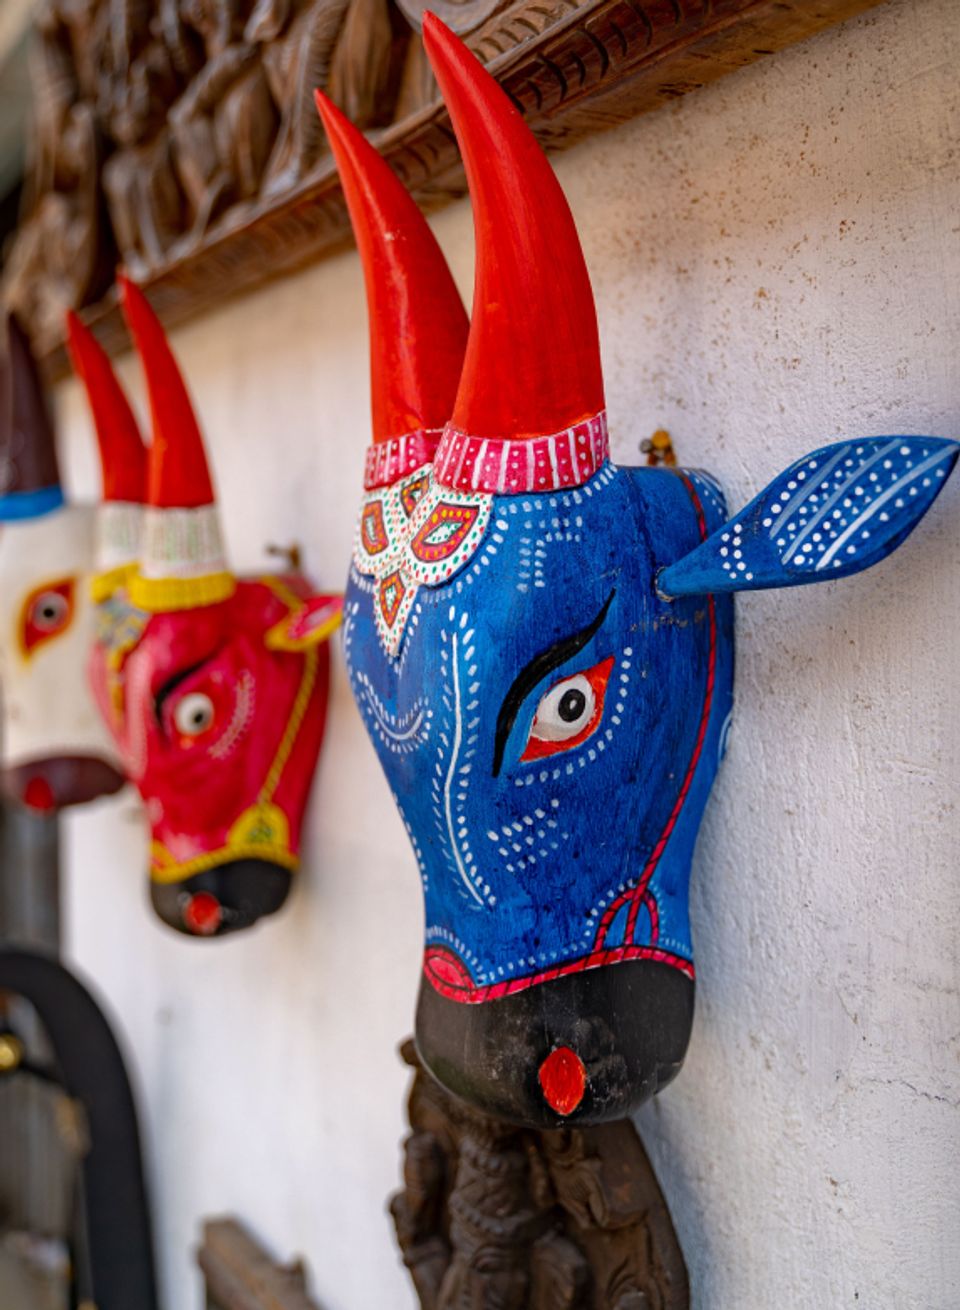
[6,0,882,376]
[391,1041,689,1309]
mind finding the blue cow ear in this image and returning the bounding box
[658,436,958,598]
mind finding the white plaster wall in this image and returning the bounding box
[53,0,959,1305]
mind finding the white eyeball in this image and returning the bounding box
[174,693,215,737]
[530,673,596,743]
[31,592,69,631]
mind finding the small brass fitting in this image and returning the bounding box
[0,1031,25,1073]
[641,429,678,467]
[266,542,303,572]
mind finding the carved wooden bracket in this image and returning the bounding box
[6,0,880,381]
[199,1218,323,1310]
[392,1039,689,1309]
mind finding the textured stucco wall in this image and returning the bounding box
[55,0,959,1305]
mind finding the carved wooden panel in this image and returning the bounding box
[392,1040,689,1309]
[5,0,882,379]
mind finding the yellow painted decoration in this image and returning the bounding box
[150,817,298,886]
[128,569,237,613]
[265,598,343,651]
[89,562,138,604]
[228,801,291,851]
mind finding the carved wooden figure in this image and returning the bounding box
[392,1040,689,1310]
[246,0,351,199]
[4,5,109,350]
[68,281,341,936]
[168,0,278,236]
[0,316,125,812]
[326,18,959,1128]
[99,0,188,277]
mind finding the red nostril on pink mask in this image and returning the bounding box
[538,1046,587,1116]
[22,776,56,813]
[183,892,222,937]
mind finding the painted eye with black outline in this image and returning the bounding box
[20,579,76,657]
[492,590,616,778]
[520,656,614,762]
[173,693,216,738]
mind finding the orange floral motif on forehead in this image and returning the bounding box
[375,569,419,657]
[360,499,389,555]
[403,480,493,588]
[378,570,408,625]
[400,470,431,517]
[410,502,482,564]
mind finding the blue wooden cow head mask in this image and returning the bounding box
[320,18,958,1128]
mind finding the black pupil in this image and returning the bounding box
[42,604,58,621]
[192,709,207,725]
[558,688,587,722]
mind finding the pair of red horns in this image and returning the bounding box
[66,277,215,509]
[315,13,604,447]
[72,20,599,494]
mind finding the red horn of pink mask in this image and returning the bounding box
[66,310,147,593]
[117,274,235,613]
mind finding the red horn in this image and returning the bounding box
[421,14,604,441]
[66,311,147,503]
[314,90,468,484]
[117,275,215,509]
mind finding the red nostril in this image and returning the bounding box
[23,776,56,813]
[183,892,222,937]
[538,1046,587,1116]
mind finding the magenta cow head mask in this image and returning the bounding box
[68,281,341,937]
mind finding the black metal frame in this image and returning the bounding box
[0,948,159,1310]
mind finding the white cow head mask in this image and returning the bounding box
[0,316,125,811]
